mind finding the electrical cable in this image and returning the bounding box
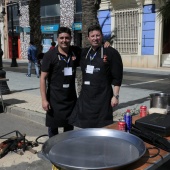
[35,134,49,145]
[0,132,49,145]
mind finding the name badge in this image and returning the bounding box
[86,65,94,74]
[84,81,90,85]
[64,67,72,76]
[63,84,69,88]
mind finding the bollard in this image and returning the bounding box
[0,48,10,95]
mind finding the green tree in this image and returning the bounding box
[81,0,101,48]
[158,0,170,53]
[159,0,170,21]
[29,0,42,54]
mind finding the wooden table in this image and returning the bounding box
[0,78,9,111]
[105,115,170,170]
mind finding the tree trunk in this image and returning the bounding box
[29,0,42,54]
[60,0,75,45]
[75,0,101,96]
[82,0,101,48]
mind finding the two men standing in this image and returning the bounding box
[40,25,123,137]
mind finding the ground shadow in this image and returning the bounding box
[114,96,150,111]
[3,99,26,106]
[8,87,40,93]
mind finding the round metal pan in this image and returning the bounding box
[41,128,146,170]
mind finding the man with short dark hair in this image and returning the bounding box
[40,27,81,137]
[26,41,39,78]
[70,25,123,128]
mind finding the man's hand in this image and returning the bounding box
[104,41,110,48]
[111,96,119,107]
[42,100,51,111]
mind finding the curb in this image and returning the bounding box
[5,105,46,126]
[5,105,78,133]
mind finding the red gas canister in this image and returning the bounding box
[140,105,147,117]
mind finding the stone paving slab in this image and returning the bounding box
[4,92,45,114]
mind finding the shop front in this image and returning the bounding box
[41,24,59,53]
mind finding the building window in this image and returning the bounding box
[76,0,82,13]
[8,5,19,22]
[114,8,139,54]
[40,4,60,17]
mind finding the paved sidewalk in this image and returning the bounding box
[2,71,45,125]
[1,65,169,125]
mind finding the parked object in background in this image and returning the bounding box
[150,93,170,113]
[148,108,167,115]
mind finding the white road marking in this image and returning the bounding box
[122,78,168,87]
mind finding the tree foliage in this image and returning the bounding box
[158,0,170,22]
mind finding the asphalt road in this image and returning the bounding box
[3,61,170,94]
[122,71,170,93]
[2,61,170,117]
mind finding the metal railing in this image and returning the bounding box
[114,8,139,54]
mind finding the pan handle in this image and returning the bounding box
[145,147,160,158]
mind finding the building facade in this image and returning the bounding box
[0,0,170,69]
[100,0,170,68]
[0,0,82,60]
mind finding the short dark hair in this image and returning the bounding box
[30,41,34,45]
[88,25,102,36]
[51,42,56,46]
[57,27,71,37]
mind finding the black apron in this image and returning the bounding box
[46,53,77,128]
[70,47,113,128]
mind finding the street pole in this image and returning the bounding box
[0,40,10,95]
[0,6,10,95]
[10,4,18,67]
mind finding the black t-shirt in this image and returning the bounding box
[81,46,123,86]
[41,46,81,84]
[42,46,81,72]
